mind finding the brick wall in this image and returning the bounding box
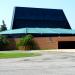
[32,36,75,49]
[7,36,75,50]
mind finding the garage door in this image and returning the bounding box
[58,41,75,49]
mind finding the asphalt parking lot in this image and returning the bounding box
[0,51,75,75]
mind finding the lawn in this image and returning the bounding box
[0,52,40,59]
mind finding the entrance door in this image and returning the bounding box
[58,41,75,49]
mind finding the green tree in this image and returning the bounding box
[17,34,34,50]
[19,34,33,46]
[0,20,7,31]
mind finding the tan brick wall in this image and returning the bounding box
[33,37,58,49]
[33,36,75,49]
[7,36,75,50]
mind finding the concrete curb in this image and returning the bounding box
[0,49,75,53]
[28,49,75,53]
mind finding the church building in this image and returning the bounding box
[0,7,75,49]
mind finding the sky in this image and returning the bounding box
[0,0,75,29]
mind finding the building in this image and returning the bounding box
[0,7,75,49]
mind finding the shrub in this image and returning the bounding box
[0,35,9,50]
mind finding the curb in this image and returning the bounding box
[0,49,75,53]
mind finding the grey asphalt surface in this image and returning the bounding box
[0,51,75,75]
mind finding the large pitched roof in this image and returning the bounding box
[12,7,71,29]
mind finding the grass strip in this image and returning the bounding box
[0,52,40,59]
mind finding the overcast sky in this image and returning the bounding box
[0,0,75,29]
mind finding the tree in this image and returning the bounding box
[0,20,7,31]
[19,34,33,46]
[17,34,34,50]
